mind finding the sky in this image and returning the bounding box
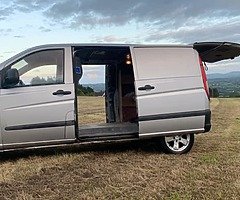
[0,0,240,80]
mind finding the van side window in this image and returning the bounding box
[9,50,64,86]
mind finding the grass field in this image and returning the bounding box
[0,98,240,199]
[78,96,106,125]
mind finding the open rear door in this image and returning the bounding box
[193,42,240,63]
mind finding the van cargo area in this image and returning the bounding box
[73,46,139,140]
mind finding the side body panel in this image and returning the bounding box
[0,47,76,149]
[0,125,2,152]
[131,47,209,137]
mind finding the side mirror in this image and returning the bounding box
[4,68,19,86]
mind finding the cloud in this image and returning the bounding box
[86,72,99,80]
[13,0,53,12]
[9,0,238,44]
[0,28,12,32]
[0,28,13,36]
[93,35,128,43]
[145,16,240,43]
[42,0,240,28]
[0,4,15,20]
[14,35,24,38]
[83,65,105,72]
[0,51,16,60]
[2,0,240,44]
[44,0,136,27]
[10,0,240,28]
[3,51,15,54]
[39,26,51,32]
[208,57,240,68]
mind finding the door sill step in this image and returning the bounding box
[78,122,139,141]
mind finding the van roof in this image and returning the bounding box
[23,43,194,50]
[0,44,192,68]
[1,42,240,67]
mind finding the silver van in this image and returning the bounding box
[0,42,239,154]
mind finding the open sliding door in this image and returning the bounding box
[131,46,207,138]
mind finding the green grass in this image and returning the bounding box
[0,98,240,199]
[199,153,219,165]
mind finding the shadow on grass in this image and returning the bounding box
[0,139,163,162]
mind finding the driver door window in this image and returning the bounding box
[9,50,64,86]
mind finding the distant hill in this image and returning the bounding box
[82,83,105,92]
[208,72,240,97]
[207,71,240,79]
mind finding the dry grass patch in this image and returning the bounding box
[0,98,240,199]
[77,96,105,124]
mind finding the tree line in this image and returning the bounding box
[76,84,104,96]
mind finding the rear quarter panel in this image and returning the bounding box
[0,128,2,151]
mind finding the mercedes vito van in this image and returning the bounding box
[0,42,239,154]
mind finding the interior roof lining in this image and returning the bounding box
[73,46,130,64]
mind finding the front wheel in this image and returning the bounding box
[159,134,194,154]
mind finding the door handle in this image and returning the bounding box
[53,90,71,95]
[138,85,155,91]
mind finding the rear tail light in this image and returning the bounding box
[199,57,210,100]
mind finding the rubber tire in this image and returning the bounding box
[159,134,195,154]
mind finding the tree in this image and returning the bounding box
[30,76,47,85]
[229,91,240,98]
[209,87,213,97]
[209,87,219,98]
[212,88,219,98]
[76,84,94,96]
[30,76,56,85]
